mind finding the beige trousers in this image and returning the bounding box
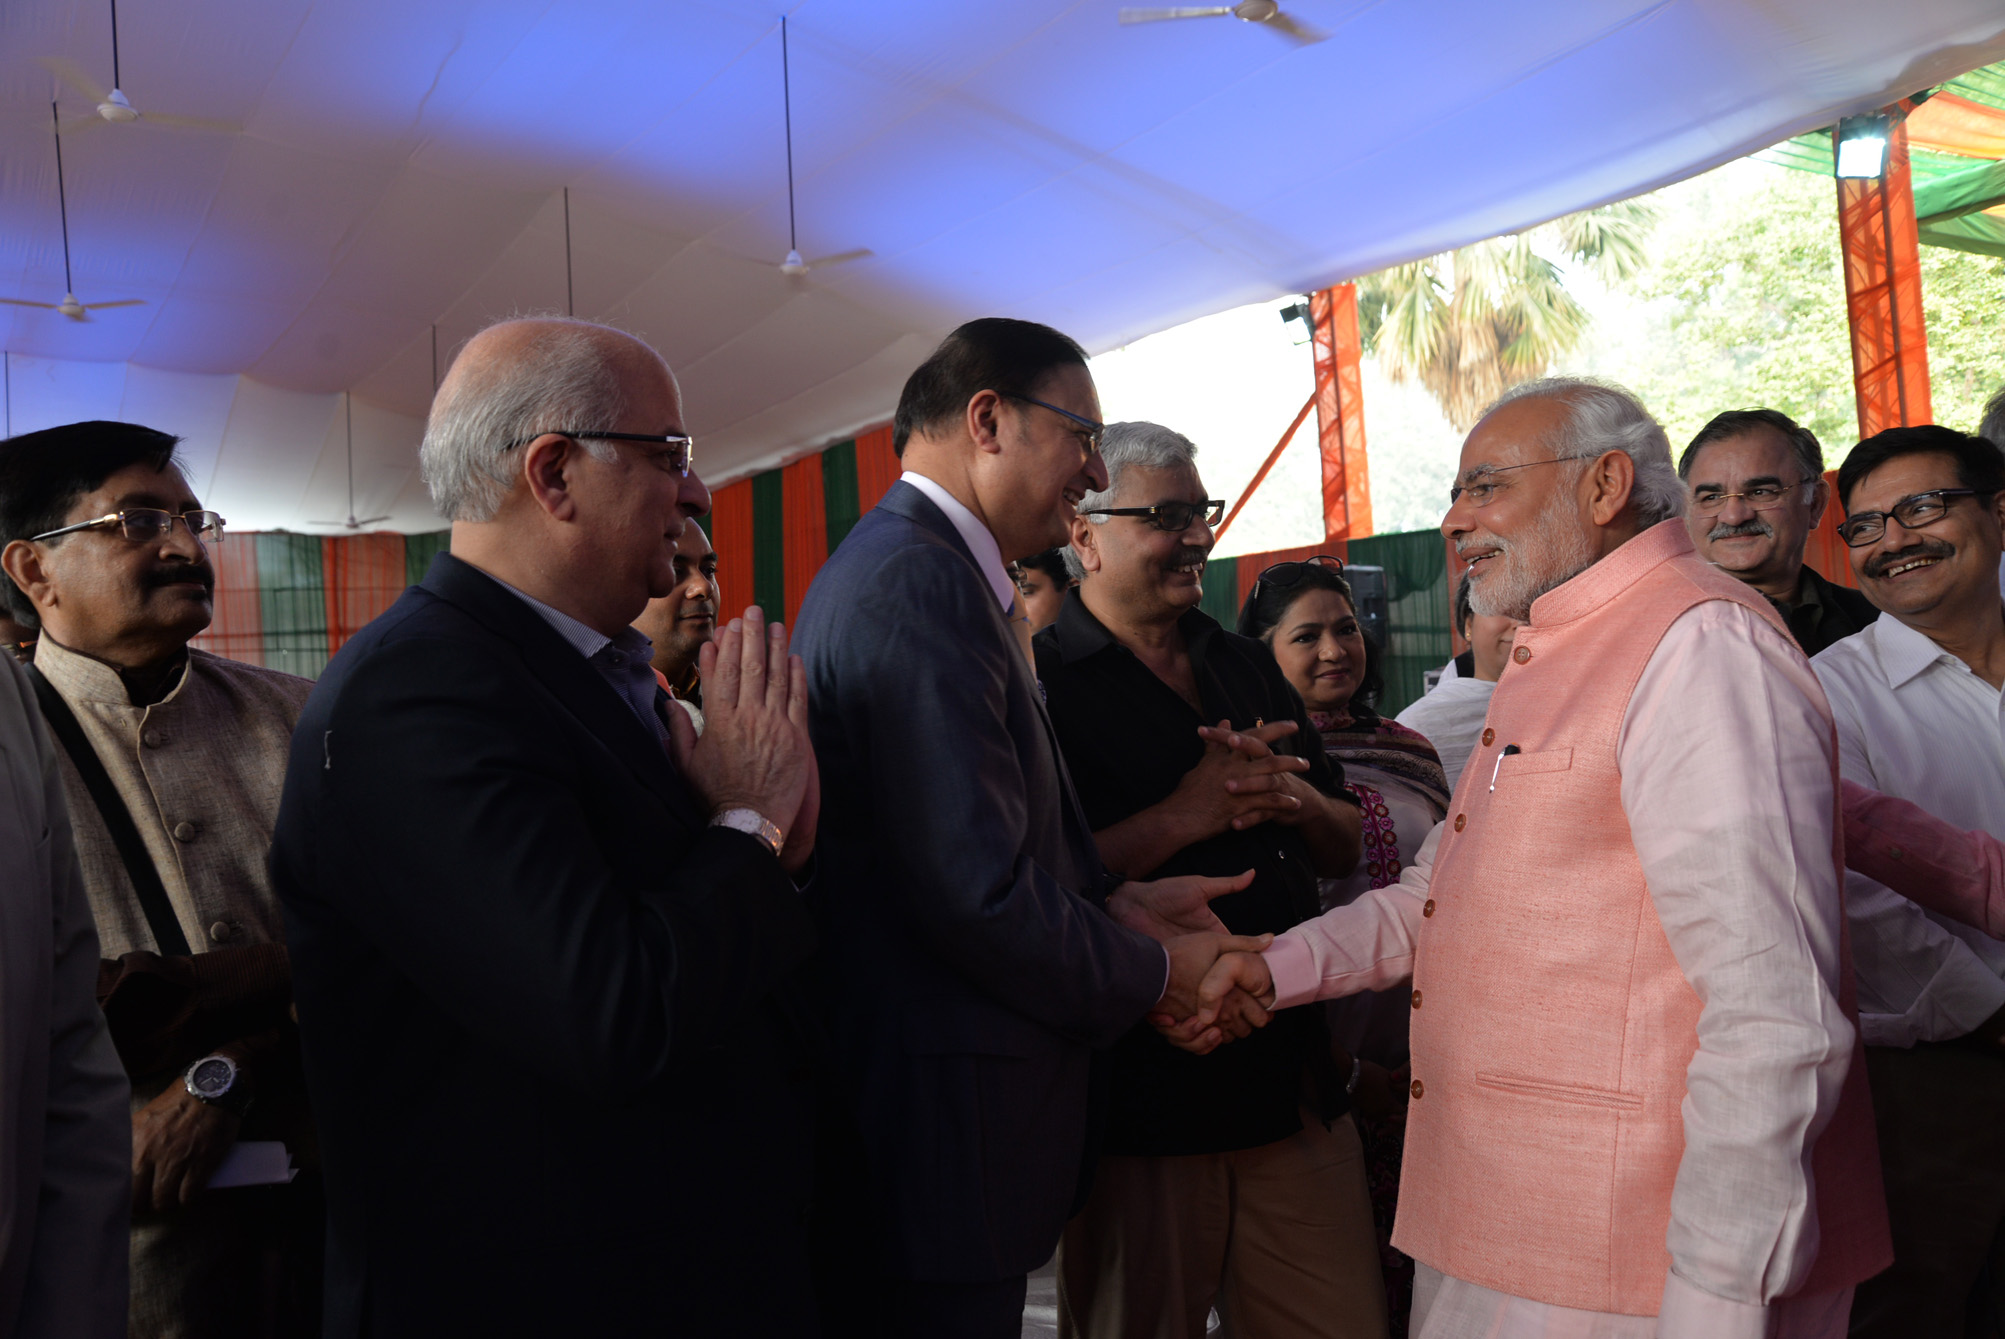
[1057,1112,1388,1339]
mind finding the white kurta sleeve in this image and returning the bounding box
[1620,602,1854,1336]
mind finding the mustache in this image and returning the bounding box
[1168,546,1210,568]
[143,563,214,594]
[1707,518,1772,541]
[1863,539,1955,580]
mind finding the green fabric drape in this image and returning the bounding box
[822,439,862,551]
[403,530,450,588]
[254,533,330,680]
[1198,556,1240,628]
[1347,530,1450,717]
[751,469,786,619]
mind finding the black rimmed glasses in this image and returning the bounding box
[1837,488,1989,548]
[501,430,694,478]
[1449,456,1589,507]
[1002,393,1104,455]
[1249,554,1345,601]
[1082,499,1225,533]
[31,508,225,545]
[1690,477,1818,516]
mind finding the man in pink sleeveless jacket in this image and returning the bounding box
[1181,379,1891,1338]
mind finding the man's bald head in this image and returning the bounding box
[422,317,679,523]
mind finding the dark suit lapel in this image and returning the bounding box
[420,554,704,828]
[877,484,1104,880]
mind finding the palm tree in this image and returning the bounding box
[1356,201,1657,430]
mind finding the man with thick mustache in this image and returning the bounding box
[1810,424,2005,1337]
[1180,377,1891,1338]
[0,421,319,1338]
[1680,409,1877,655]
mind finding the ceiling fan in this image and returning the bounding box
[1119,0,1329,45]
[0,103,146,323]
[774,16,871,277]
[41,0,241,135]
[308,394,392,531]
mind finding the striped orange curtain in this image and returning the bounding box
[1804,469,1863,589]
[781,456,828,626]
[322,533,409,655]
[853,424,902,513]
[709,480,756,622]
[190,531,266,666]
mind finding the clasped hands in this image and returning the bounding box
[1106,868,1283,1056]
[667,606,819,874]
[1176,719,1315,835]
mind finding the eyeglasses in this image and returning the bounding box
[1002,393,1104,455]
[1250,554,1345,602]
[31,508,225,545]
[1690,477,1818,516]
[1449,455,1590,507]
[1082,499,1225,532]
[1837,488,1988,548]
[501,430,695,478]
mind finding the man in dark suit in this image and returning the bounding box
[794,318,1285,1338]
[1680,408,1878,655]
[272,317,821,1337]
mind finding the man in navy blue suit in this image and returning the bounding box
[796,319,1296,1337]
[272,317,822,1336]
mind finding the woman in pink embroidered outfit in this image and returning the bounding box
[1239,556,1450,1336]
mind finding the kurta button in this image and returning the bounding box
[1480,727,1494,747]
[208,921,233,944]
[142,729,166,748]
[1410,1079,1424,1099]
[1422,899,1435,917]
[1513,646,1532,664]
[1453,813,1466,832]
[172,821,197,842]
[1411,989,1422,1009]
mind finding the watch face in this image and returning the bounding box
[190,1057,234,1097]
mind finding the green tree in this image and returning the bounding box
[1356,201,1656,430]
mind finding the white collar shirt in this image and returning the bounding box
[900,471,1017,613]
[1812,608,2005,1046]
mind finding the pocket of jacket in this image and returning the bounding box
[1474,1070,1642,1111]
[1492,747,1573,780]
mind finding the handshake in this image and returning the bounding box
[1107,868,1283,1057]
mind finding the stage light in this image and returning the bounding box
[1834,115,1890,179]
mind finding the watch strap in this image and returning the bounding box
[709,806,783,858]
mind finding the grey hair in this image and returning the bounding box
[1981,384,2005,456]
[1485,376,1687,526]
[1063,420,1199,579]
[421,316,655,522]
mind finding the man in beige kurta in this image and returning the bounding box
[1,420,316,1338]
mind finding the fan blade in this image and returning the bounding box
[1261,12,1329,44]
[0,298,60,310]
[1119,7,1234,23]
[355,516,392,526]
[803,249,874,269]
[56,115,111,135]
[81,299,146,311]
[143,112,243,135]
[38,56,108,104]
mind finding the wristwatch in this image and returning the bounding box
[183,1054,254,1116]
[710,807,784,858]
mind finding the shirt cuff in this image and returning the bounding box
[1157,946,1170,1006]
[1263,934,1319,1010]
[1657,1269,1767,1339]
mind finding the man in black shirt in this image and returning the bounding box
[1680,409,1878,655]
[1035,421,1383,1339]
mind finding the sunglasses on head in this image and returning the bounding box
[1249,554,1345,602]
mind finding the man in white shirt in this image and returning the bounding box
[1394,572,1518,790]
[1810,423,2005,1338]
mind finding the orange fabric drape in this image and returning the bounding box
[1838,116,1932,439]
[708,480,756,621]
[780,455,829,627]
[853,424,902,514]
[1310,284,1373,541]
[1804,469,1864,590]
[321,533,408,655]
[190,531,265,667]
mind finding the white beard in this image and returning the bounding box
[1468,486,1597,622]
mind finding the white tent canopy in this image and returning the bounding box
[5,0,2003,532]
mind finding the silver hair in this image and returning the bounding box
[1485,376,1687,526]
[1063,420,1199,579]
[1981,385,2005,456]
[420,316,659,523]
